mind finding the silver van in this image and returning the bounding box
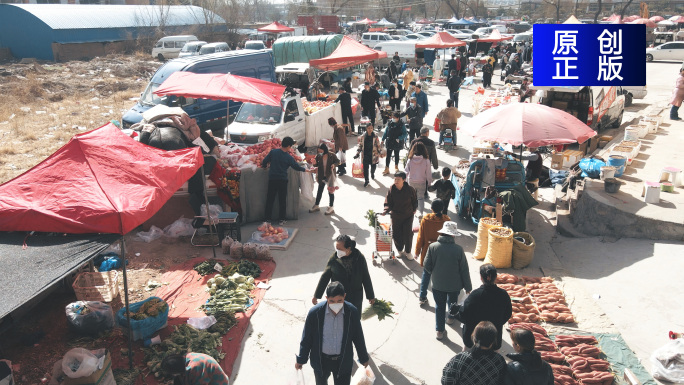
[200,42,230,55]
[151,35,198,61]
[361,32,393,47]
[178,41,207,58]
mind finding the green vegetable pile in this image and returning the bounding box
[207,311,238,334]
[131,298,168,321]
[144,323,227,379]
[368,299,395,321]
[193,259,224,276]
[365,209,377,228]
[218,259,262,278]
[202,273,256,315]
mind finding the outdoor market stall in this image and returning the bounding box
[154,72,306,223]
[309,35,388,71]
[474,88,520,115]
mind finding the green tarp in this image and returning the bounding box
[272,35,343,67]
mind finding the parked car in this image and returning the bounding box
[151,35,198,61]
[416,31,436,38]
[646,41,684,61]
[622,86,647,106]
[513,33,533,44]
[122,50,277,135]
[405,33,428,40]
[392,35,409,41]
[178,41,207,58]
[244,40,267,50]
[361,32,393,47]
[199,42,230,55]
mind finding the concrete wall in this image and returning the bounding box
[572,187,684,241]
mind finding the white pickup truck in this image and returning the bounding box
[225,96,342,147]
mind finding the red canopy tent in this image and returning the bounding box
[630,18,657,28]
[309,36,388,71]
[154,72,286,107]
[650,15,665,22]
[416,18,431,24]
[354,18,377,25]
[257,21,295,33]
[0,123,203,234]
[416,31,466,48]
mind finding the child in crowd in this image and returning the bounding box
[428,167,456,215]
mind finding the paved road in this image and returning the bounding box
[229,61,684,385]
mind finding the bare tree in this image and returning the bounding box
[543,0,563,23]
[328,0,354,15]
[619,0,634,19]
[593,0,602,23]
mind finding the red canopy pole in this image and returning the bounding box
[121,236,134,369]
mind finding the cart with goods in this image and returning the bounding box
[372,213,396,263]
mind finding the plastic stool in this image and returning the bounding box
[660,167,682,187]
[642,181,661,204]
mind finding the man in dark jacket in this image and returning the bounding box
[455,264,512,349]
[343,77,353,94]
[335,88,354,135]
[360,82,381,129]
[296,282,370,385]
[261,136,307,225]
[383,171,418,259]
[401,96,424,143]
[446,71,462,107]
[482,61,493,88]
[388,78,402,111]
[381,112,407,174]
[447,54,457,82]
[422,221,472,340]
[411,127,438,170]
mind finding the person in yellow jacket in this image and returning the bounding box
[414,199,450,266]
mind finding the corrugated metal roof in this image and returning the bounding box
[5,4,225,30]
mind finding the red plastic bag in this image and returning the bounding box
[434,117,441,132]
[352,159,365,179]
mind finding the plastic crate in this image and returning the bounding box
[116,297,169,341]
[72,271,119,303]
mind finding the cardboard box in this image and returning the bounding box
[63,351,113,385]
[562,150,584,168]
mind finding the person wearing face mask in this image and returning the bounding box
[309,143,339,215]
[383,171,418,259]
[401,96,424,143]
[388,78,402,111]
[381,112,407,175]
[297,281,370,385]
[360,82,381,129]
[312,235,375,312]
[354,124,383,187]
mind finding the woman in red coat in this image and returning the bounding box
[670,66,684,120]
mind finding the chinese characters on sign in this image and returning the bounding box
[534,25,645,86]
[552,30,579,80]
[597,29,623,81]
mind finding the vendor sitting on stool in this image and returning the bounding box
[506,147,543,191]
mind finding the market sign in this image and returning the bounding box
[533,24,646,86]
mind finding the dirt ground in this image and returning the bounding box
[0,54,162,184]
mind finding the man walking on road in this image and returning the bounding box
[296,281,370,385]
[412,84,428,118]
[335,87,354,135]
[446,71,461,108]
[360,81,381,130]
[401,96,424,143]
[447,54,457,82]
[421,221,472,340]
[384,171,418,260]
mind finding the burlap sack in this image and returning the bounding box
[484,226,513,268]
[473,217,502,260]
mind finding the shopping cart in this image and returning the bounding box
[372,213,396,263]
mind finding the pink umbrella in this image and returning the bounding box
[630,18,657,28]
[650,16,665,22]
[463,103,597,147]
[670,15,684,23]
[623,15,639,22]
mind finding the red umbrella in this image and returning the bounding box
[670,15,684,23]
[650,15,665,22]
[416,32,466,48]
[630,18,657,28]
[257,21,294,33]
[154,72,286,106]
[355,18,377,25]
[622,15,639,22]
[463,103,597,147]
[310,36,387,71]
[477,29,513,42]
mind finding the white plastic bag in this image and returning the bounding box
[351,366,375,385]
[300,172,315,202]
[163,217,195,237]
[65,301,114,335]
[651,339,684,382]
[136,226,163,243]
[200,204,223,219]
[287,369,305,385]
[187,316,217,330]
[62,348,100,378]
